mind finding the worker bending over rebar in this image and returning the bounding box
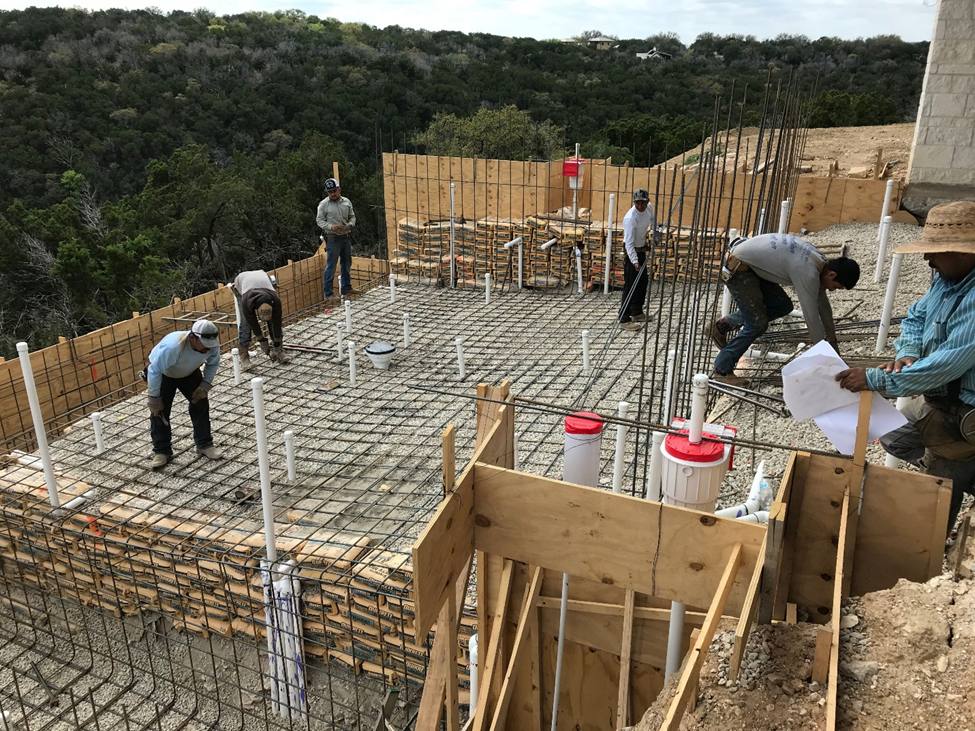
[619,188,655,331]
[232,269,289,370]
[710,234,860,386]
[836,200,975,533]
[144,319,223,470]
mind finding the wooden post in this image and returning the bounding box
[616,589,636,729]
[443,423,456,496]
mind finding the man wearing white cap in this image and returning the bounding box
[145,319,223,470]
[837,201,975,532]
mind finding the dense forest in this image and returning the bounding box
[0,8,928,355]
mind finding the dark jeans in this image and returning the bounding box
[714,270,793,374]
[619,251,648,323]
[323,235,352,298]
[150,369,213,456]
[238,313,283,349]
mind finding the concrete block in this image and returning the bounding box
[937,63,975,76]
[951,146,975,180]
[929,92,970,117]
[939,0,973,21]
[919,114,975,129]
[932,41,975,64]
[924,126,974,147]
[910,167,960,186]
[911,144,957,169]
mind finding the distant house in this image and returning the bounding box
[586,36,618,51]
[635,47,673,61]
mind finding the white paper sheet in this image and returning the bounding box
[813,399,908,455]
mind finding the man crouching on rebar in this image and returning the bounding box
[709,234,860,386]
[145,319,223,470]
[836,201,975,535]
[231,269,290,370]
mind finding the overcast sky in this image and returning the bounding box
[0,0,940,42]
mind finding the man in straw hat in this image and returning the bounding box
[232,269,290,370]
[837,200,975,532]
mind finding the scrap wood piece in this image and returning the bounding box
[826,491,851,730]
[616,588,636,730]
[842,392,872,598]
[659,543,743,731]
[489,565,543,731]
[472,559,514,731]
[535,595,707,625]
[728,533,767,683]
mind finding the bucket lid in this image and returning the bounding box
[664,430,725,463]
[565,411,604,435]
[365,341,395,355]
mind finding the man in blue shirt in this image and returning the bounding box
[836,200,975,531]
[146,319,223,470]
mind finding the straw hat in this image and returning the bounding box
[896,200,975,254]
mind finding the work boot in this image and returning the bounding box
[711,371,749,389]
[239,349,252,372]
[621,321,642,332]
[709,318,732,349]
[150,453,169,470]
[271,347,291,365]
[196,445,223,460]
[632,313,652,323]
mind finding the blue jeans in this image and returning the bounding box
[149,369,212,456]
[323,235,352,298]
[713,270,793,375]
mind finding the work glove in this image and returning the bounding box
[190,382,211,403]
[147,396,164,417]
[259,339,271,356]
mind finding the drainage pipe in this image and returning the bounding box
[335,323,344,360]
[250,376,277,562]
[232,347,242,385]
[665,602,686,680]
[878,178,895,242]
[469,633,479,714]
[873,215,893,285]
[455,337,465,380]
[571,142,580,222]
[744,347,793,362]
[389,274,396,303]
[875,252,902,354]
[402,313,411,348]
[611,401,629,492]
[581,330,591,376]
[885,396,911,468]
[575,246,584,295]
[715,461,769,518]
[541,237,557,251]
[344,300,352,334]
[688,373,709,444]
[449,182,457,288]
[91,412,105,455]
[738,511,770,524]
[604,193,616,295]
[777,199,791,235]
[757,207,766,236]
[646,431,665,502]
[484,273,492,304]
[16,342,59,509]
[347,341,357,387]
[284,430,296,482]
[503,237,524,289]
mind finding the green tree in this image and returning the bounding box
[413,105,565,160]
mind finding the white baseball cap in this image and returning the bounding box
[190,319,220,348]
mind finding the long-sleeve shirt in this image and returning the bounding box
[146,332,220,397]
[623,204,655,266]
[233,269,273,295]
[730,234,836,345]
[316,196,356,234]
[866,267,975,406]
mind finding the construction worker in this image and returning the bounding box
[145,319,222,470]
[619,189,655,331]
[232,269,289,369]
[316,177,357,303]
[836,200,975,532]
[710,234,860,385]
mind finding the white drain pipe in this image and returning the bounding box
[777,199,791,235]
[469,633,479,714]
[581,330,591,375]
[604,193,616,295]
[715,461,770,519]
[335,323,345,360]
[389,274,396,303]
[402,313,411,347]
[876,252,903,354]
[744,347,793,362]
[91,412,105,455]
[449,182,457,288]
[344,300,352,334]
[250,377,277,562]
[575,246,584,295]
[646,431,665,502]
[541,237,557,251]
[232,347,242,385]
[874,215,893,284]
[757,207,767,235]
[455,337,465,380]
[16,342,59,509]
[347,341,357,386]
[611,401,629,493]
[284,430,296,482]
[484,273,492,305]
[885,396,911,468]
[504,237,524,289]
[878,178,895,242]
[688,373,709,444]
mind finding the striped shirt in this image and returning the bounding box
[866,267,975,405]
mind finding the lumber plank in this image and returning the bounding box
[472,464,764,613]
[489,565,543,731]
[443,423,456,495]
[616,589,636,730]
[826,491,851,730]
[472,559,514,731]
[659,544,743,731]
[812,627,832,684]
[759,451,798,624]
[535,596,707,625]
[728,532,767,683]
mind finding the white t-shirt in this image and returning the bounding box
[623,204,656,265]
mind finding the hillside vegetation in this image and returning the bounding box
[0,8,928,354]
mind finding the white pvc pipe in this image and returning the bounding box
[347,341,357,386]
[885,396,911,468]
[744,347,793,362]
[611,401,630,493]
[91,412,105,455]
[663,349,677,424]
[777,199,790,235]
[455,336,465,380]
[720,287,732,318]
[449,182,457,288]
[581,330,591,375]
[757,207,766,235]
[344,300,352,334]
[16,342,59,509]
[646,431,665,502]
[402,313,411,347]
[874,215,893,284]
[551,570,571,731]
[604,193,616,295]
[876,253,903,354]
[878,178,895,242]
[389,274,396,303]
[232,347,242,385]
[335,323,344,360]
[715,461,768,518]
[688,373,709,444]
[250,377,277,562]
[284,430,296,482]
[665,602,686,680]
[484,273,492,304]
[469,633,479,714]
[541,237,557,251]
[575,246,584,295]
[571,142,580,222]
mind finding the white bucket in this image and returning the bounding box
[660,424,733,512]
[564,412,604,487]
[364,341,395,370]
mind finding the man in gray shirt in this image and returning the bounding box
[711,233,860,385]
[316,177,357,302]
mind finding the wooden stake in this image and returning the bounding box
[443,423,456,496]
[953,514,972,582]
[812,627,832,684]
[616,588,636,729]
[472,559,514,731]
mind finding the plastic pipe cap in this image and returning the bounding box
[565,411,604,435]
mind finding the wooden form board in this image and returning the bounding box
[0,253,387,453]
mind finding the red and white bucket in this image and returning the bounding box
[563,411,605,488]
[660,418,736,512]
